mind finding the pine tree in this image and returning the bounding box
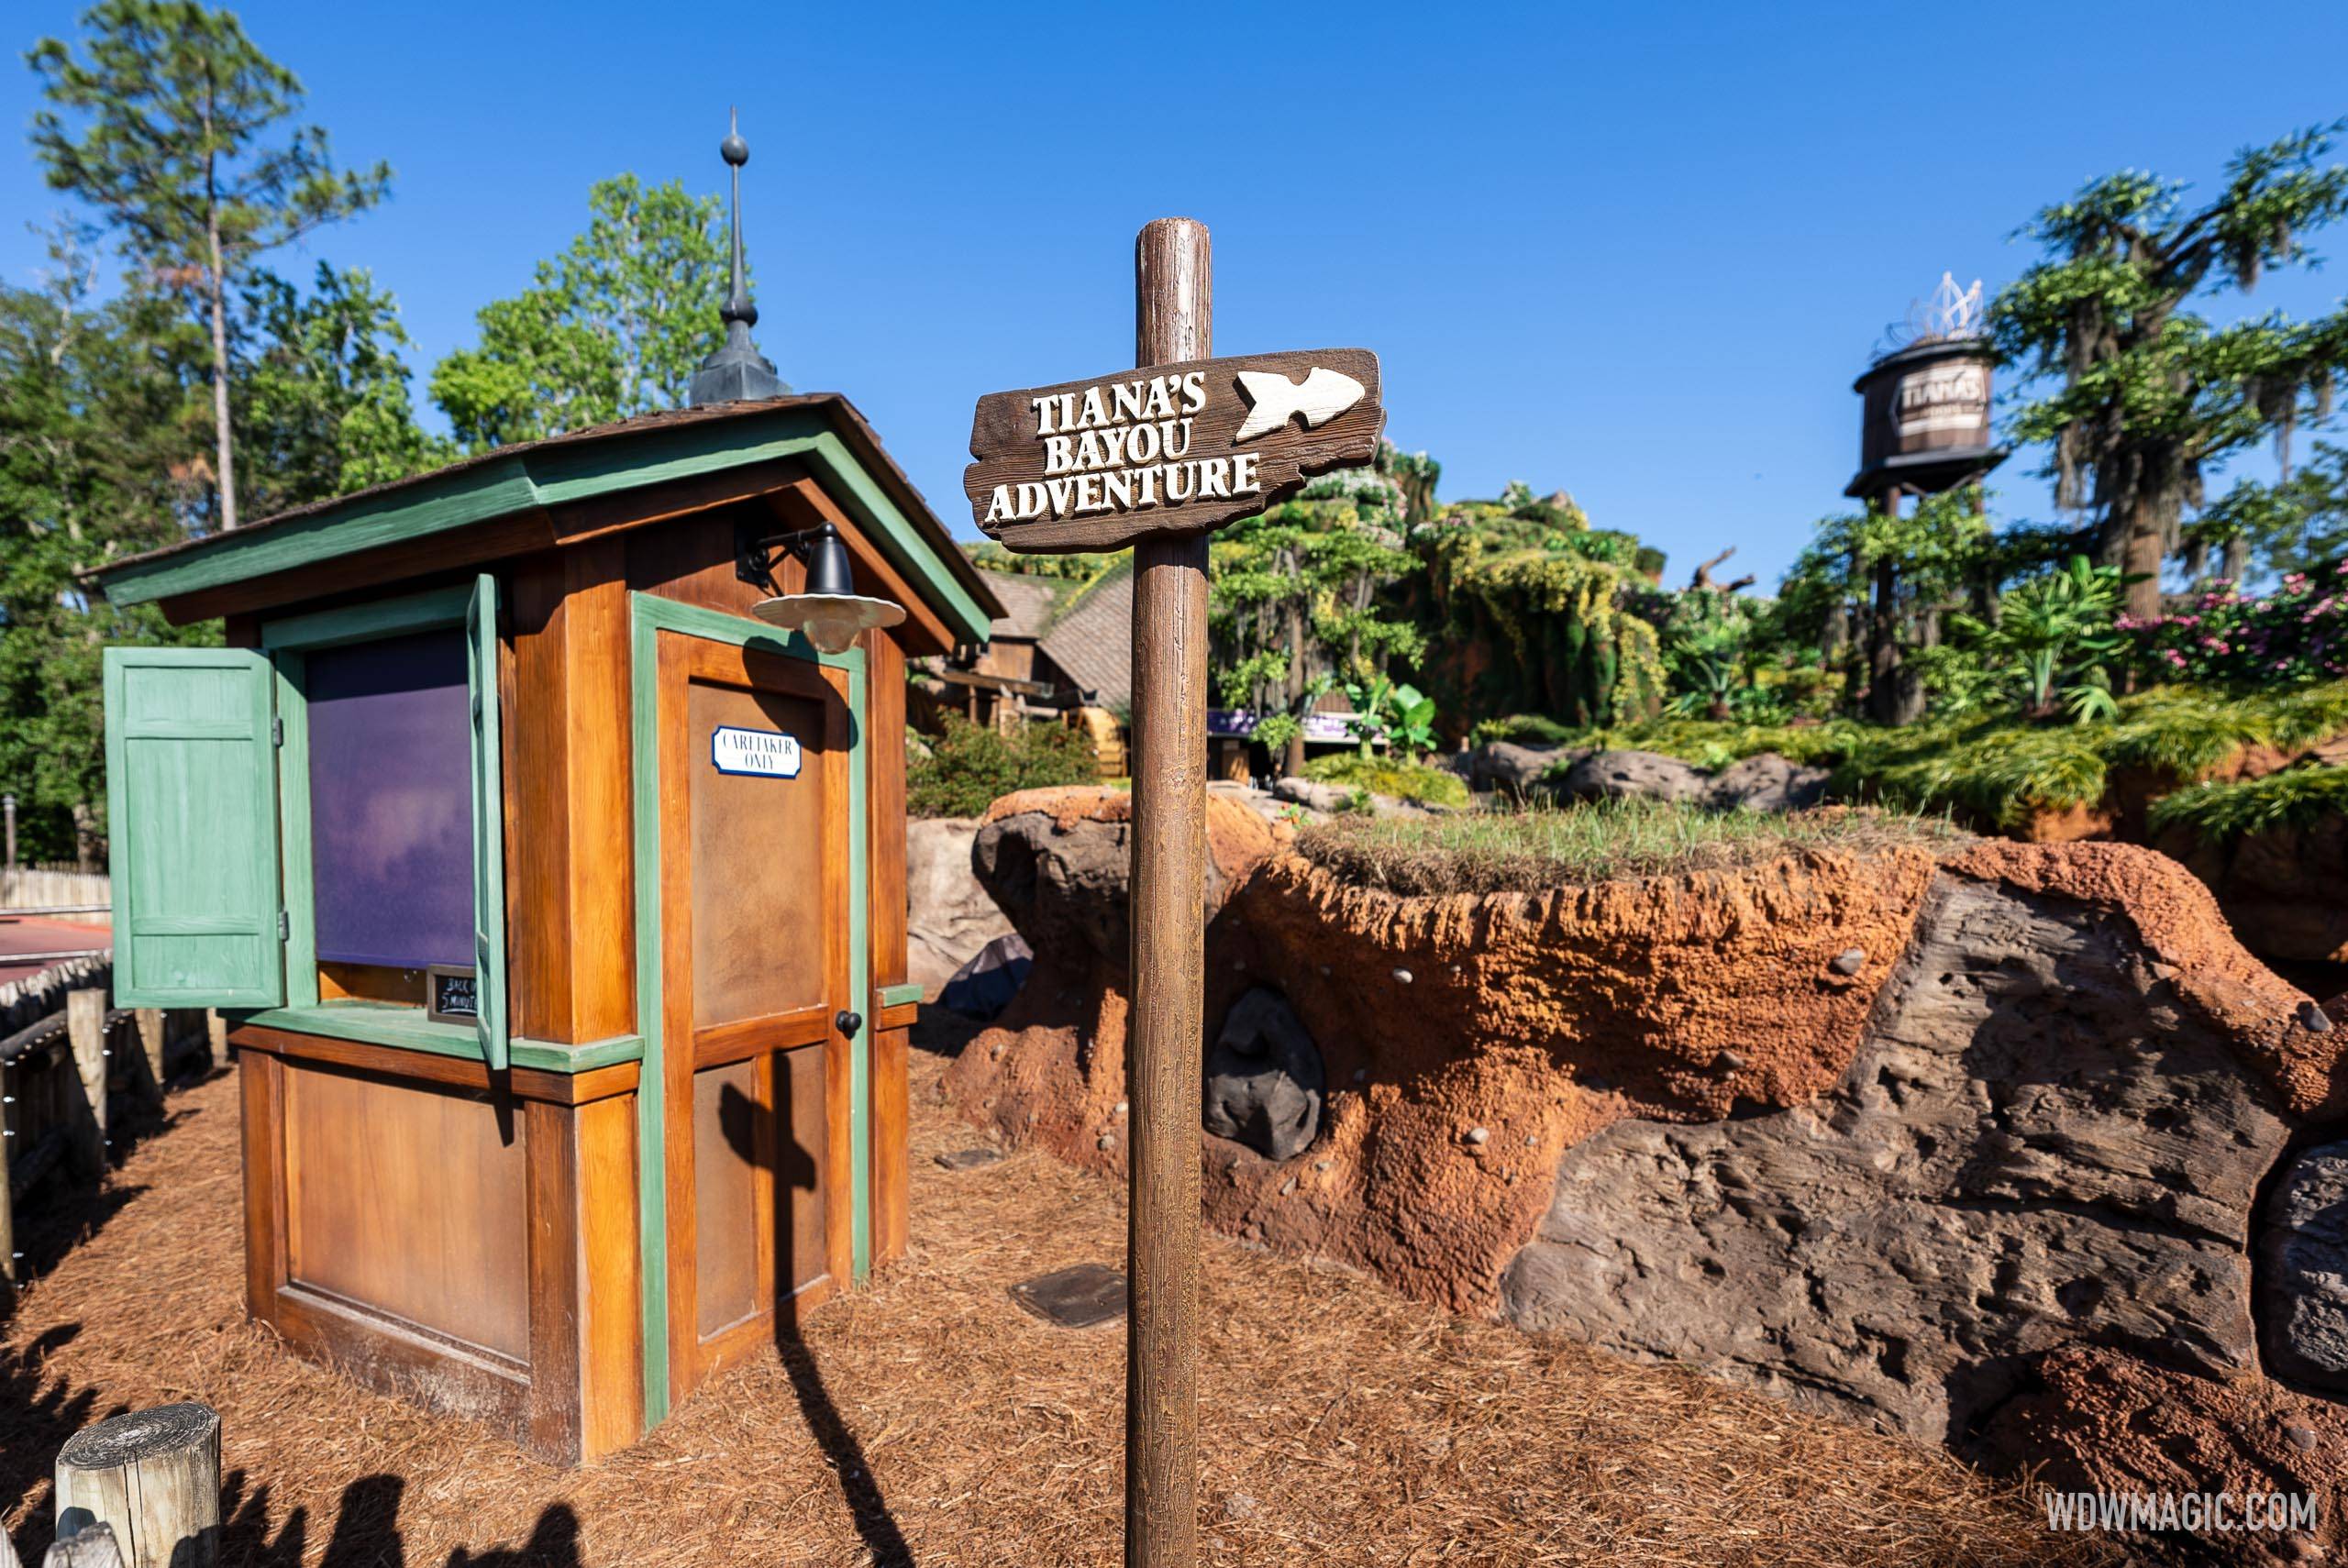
[29,0,391,531]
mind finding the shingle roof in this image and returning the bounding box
[978,571,1065,640]
[1037,559,1133,709]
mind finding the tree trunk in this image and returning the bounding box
[1282,733,1305,778]
[203,114,237,533]
[1866,561,1901,724]
[2222,532,2249,585]
[2120,494,2166,621]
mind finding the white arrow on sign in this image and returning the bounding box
[1232,365,1368,444]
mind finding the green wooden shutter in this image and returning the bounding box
[103,647,284,1008]
[467,573,510,1070]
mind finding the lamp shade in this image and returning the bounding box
[747,521,906,654]
[752,591,906,654]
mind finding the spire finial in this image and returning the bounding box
[690,105,787,406]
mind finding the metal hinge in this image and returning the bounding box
[271,715,284,747]
[277,909,291,941]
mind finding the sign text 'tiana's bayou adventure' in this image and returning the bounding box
[964,348,1385,552]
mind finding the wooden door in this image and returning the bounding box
[656,632,854,1400]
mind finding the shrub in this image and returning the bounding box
[1471,713,1578,747]
[907,714,1100,818]
[1296,800,1968,895]
[2148,764,2348,844]
[1300,753,1470,809]
[2121,561,2348,686]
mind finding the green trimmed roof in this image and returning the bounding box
[89,394,1002,645]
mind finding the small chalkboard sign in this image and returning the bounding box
[426,964,480,1023]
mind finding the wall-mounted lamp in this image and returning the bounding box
[737,521,906,655]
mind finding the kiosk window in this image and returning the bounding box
[305,628,475,970]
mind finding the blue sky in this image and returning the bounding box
[6,0,2346,590]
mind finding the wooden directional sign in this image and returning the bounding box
[964,348,1384,553]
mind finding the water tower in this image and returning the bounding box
[1844,273,2006,506]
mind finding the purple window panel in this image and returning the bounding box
[305,627,476,970]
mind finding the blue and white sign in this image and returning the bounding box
[711,725,803,778]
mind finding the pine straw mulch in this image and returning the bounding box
[0,1040,2111,1568]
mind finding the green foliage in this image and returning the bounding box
[1544,679,2348,830]
[30,0,391,529]
[237,262,451,513]
[1209,476,1422,760]
[431,174,733,448]
[1296,799,1967,895]
[2121,559,2348,684]
[1948,557,2130,719]
[1990,124,2348,614]
[0,238,219,861]
[1298,754,1469,810]
[2149,764,2348,843]
[906,715,1100,819]
[965,544,1120,581]
[1404,501,1664,730]
[1470,713,1578,747]
[1341,674,1437,760]
[1553,718,1874,772]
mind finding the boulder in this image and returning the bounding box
[1272,777,1356,815]
[1499,850,2322,1445]
[939,933,1033,1021]
[2261,1140,2348,1396]
[906,816,1014,991]
[1465,741,1570,798]
[1202,988,1324,1161]
[1703,751,1830,812]
[971,787,1277,968]
[1970,1346,2348,1564]
[1553,748,1706,804]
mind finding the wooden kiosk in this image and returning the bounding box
[91,394,1001,1463]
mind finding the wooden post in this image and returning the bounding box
[53,1404,220,1568]
[1125,215,1209,1568]
[64,989,107,1179]
[39,1525,121,1568]
[133,1010,165,1107]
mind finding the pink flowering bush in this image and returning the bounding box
[2120,560,2348,686]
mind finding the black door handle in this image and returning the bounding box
[836,1010,863,1037]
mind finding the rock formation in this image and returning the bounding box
[906,816,1014,991]
[944,797,2348,1559]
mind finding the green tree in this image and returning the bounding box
[0,232,217,864]
[431,175,737,447]
[1210,469,1422,776]
[29,0,392,532]
[1992,125,2348,621]
[1781,489,1994,724]
[237,262,451,515]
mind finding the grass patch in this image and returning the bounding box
[1536,679,2348,830]
[1300,753,1471,809]
[2148,764,2348,844]
[1295,799,1970,895]
[1469,713,1580,747]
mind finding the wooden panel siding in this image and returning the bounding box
[281,1057,532,1361]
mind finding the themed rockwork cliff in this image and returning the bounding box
[944,788,2348,1552]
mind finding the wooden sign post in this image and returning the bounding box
[966,217,1382,1568]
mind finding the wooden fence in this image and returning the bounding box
[0,868,110,914]
[1,958,215,1288]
